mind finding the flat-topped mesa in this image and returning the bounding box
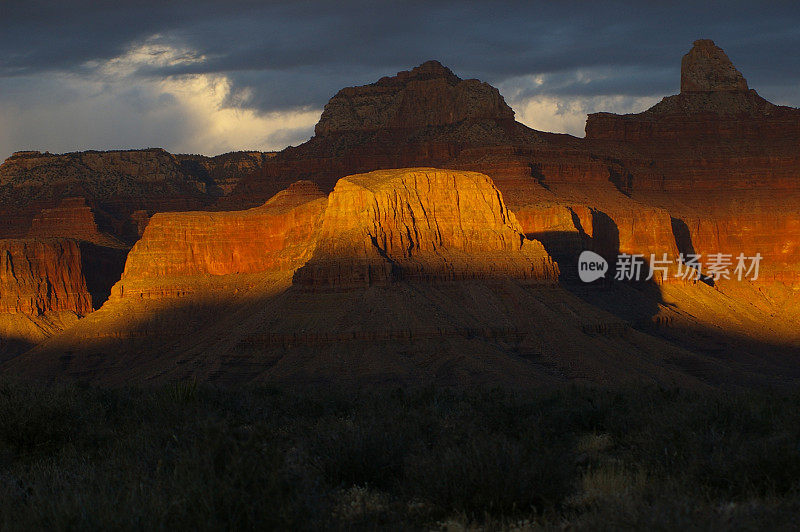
[293,168,558,287]
[111,181,327,300]
[681,39,749,93]
[314,60,516,136]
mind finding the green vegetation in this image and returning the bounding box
[1,382,799,530]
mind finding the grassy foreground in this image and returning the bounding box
[1,382,799,530]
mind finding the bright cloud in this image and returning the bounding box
[497,70,663,137]
[0,38,320,160]
[509,94,661,137]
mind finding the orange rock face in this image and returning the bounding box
[0,238,92,315]
[4,40,800,388]
[115,170,557,296]
[112,181,327,299]
[294,168,558,287]
[579,39,800,288]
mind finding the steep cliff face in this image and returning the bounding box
[112,181,327,299]
[293,168,558,287]
[579,39,800,289]
[0,149,206,201]
[680,39,749,93]
[175,151,275,195]
[114,170,557,298]
[637,191,800,285]
[0,238,92,316]
[4,41,800,386]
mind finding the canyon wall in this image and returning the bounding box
[0,148,273,242]
[2,40,800,387]
[0,238,93,358]
[0,238,91,316]
[580,39,800,287]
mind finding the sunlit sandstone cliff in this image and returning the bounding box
[223,58,688,278]
[111,181,327,299]
[110,169,556,298]
[4,168,799,387]
[0,239,91,315]
[293,168,558,286]
[584,39,800,286]
[8,170,742,388]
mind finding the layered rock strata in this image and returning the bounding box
[27,197,124,247]
[112,181,327,299]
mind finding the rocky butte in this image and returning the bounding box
[2,39,800,387]
[292,168,558,287]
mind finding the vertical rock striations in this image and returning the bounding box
[0,238,92,316]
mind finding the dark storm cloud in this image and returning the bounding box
[1,0,799,157]
[3,1,800,101]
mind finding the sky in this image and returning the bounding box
[1,1,799,161]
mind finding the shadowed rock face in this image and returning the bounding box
[315,60,515,136]
[586,40,798,141]
[0,149,274,241]
[681,39,749,93]
[3,40,800,388]
[27,197,125,248]
[223,60,545,205]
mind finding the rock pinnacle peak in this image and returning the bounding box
[681,39,749,93]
